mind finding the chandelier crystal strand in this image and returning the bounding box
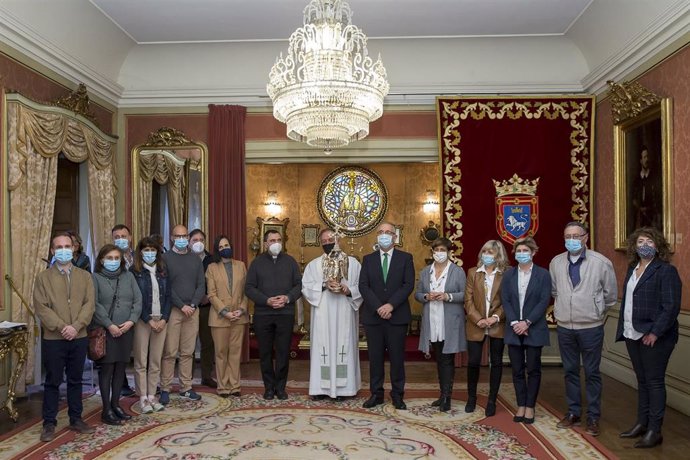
[267,0,389,150]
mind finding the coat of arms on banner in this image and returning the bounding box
[493,174,540,244]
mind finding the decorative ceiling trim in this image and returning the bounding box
[245,139,437,164]
[0,7,123,106]
[581,1,690,95]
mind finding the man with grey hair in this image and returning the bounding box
[550,221,617,437]
[359,221,415,410]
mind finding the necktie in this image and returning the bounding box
[382,252,389,282]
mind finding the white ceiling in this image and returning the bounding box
[1,0,689,107]
[90,0,593,43]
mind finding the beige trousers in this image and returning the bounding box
[160,307,199,392]
[211,324,246,394]
[132,318,167,397]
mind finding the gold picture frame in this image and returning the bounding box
[612,84,673,250]
[257,216,290,252]
[394,224,404,247]
[301,224,321,247]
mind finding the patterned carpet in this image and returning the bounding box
[1,382,615,459]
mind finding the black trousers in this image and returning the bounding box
[365,322,407,399]
[508,343,542,408]
[42,337,87,426]
[99,361,127,410]
[198,305,216,380]
[467,336,504,400]
[625,333,676,432]
[431,341,455,396]
[253,315,293,392]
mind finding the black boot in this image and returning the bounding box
[485,362,501,417]
[634,430,663,448]
[465,366,479,413]
[437,353,455,412]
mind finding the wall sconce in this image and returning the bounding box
[264,190,282,216]
[422,190,440,214]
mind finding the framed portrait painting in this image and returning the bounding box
[613,96,673,250]
[257,216,290,252]
[301,224,320,247]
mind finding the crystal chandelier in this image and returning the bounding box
[267,0,389,150]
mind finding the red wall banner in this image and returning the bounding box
[437,96,594,268]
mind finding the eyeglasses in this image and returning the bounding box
[173,234,188,238]
[377,230,395,236]
[564,233,587,240]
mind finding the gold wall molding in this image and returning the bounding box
[607,80,662,125]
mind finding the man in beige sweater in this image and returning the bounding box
[34,232,96,442]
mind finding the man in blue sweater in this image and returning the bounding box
[246,230,302,400]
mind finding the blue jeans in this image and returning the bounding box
[42,337,88,426]
[557,325,604,421]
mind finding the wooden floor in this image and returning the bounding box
[3,361,689,459]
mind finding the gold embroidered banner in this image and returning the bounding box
[437,96,594,266]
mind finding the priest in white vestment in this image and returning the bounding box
[302,229,363,399]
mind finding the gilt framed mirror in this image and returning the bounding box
[131,127,208,246]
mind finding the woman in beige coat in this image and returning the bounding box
[464,240,508,417]
[206,235,249,397]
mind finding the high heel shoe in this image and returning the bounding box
[101,409,122,425]
[111,405,132,420]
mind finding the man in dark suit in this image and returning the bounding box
[359,222,415,410]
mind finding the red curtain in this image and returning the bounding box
[208,104,249,362]
[208,104,247,263]
[437,97,594,268]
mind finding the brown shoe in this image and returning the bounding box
[586,419,600,436]
[557,413,581,428]
[40,424,55,442]
[69,419,95,434]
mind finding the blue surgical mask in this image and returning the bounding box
[114,238,129,250]
[481,254,495,266]
[219,248,233,259]
[636,244,657,259]
[515,252,532,264]
[565,239,582,253]
[377,234,393,249]
[103,259,121,272]
[54,248,73,265]
[142,250,157,265]
[174,238,189,250]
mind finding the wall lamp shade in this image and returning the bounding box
[267,0,389,150]
[423,190,440,214]
[265,191,282,216]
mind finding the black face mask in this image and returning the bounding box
[219,248,233,259]
[322,243,335,254]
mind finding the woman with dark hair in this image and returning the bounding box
[501,237,551,424]
[131,236,171,413]
[616,227,681,448]
[464,239,508,416]
[70,232,91,272]
[205,235,249,397]
[415,237,467,412]
[92,244,142,425]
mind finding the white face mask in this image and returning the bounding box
[433,251,448,263]
[268,242,282,256]
[191,241,205,254]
